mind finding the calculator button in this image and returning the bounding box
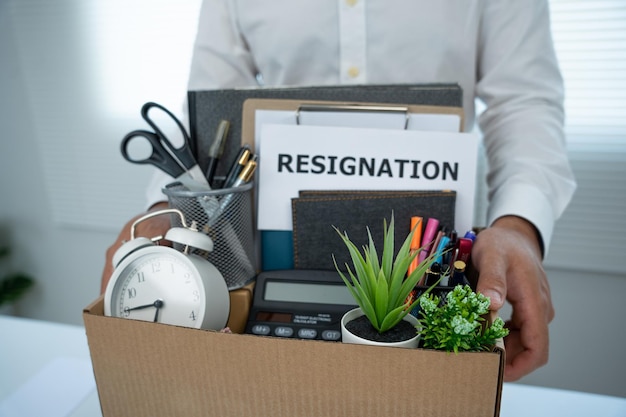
[251,324,270,335]
[321,330,341,341]
[297,328,318,339]
[274,326,294,337]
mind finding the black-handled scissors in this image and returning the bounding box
[121,102,209,186]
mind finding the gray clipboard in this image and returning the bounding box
[187,83,463,177]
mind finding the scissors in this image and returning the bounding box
[121,102,209,187]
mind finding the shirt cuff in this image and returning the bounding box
[487,183,555,256]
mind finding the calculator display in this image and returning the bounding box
[255,311,292,323]
[264,280,354,306]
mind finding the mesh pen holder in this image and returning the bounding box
[163,181,257,290]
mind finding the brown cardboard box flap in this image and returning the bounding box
[84,297,504,417]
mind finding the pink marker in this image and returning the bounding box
[418,218,440,264]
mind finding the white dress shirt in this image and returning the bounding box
[147,0,576,252]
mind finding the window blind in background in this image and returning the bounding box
[544,0,626,274]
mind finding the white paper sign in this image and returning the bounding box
[257,124,480,233]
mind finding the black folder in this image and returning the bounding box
[187,84,463,177]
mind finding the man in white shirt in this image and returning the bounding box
[102,0,576,381]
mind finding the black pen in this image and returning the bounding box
[205,120,230,186]
[214,157,258,217]
[223,145,252,188]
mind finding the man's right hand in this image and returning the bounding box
[100,201,171,294]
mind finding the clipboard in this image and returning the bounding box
[187,83,464,176]
[241,98,465,152]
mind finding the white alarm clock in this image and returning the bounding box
[104,209,230,330]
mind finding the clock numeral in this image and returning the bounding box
[184,272,192,284]
[192,290,200,302]
[151,262,161,273]
[136,272,145,283]
[127,287,137,299]
[189,311,197,321]
[122,307,130,317]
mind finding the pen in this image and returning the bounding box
[433,235,450,269]
[429,228,446,259]
[230,156,257,188]
[223,145,252,188]
[205,120,230,186]
[418,218,440,264]
[407,216,423,276]
[215,156,258,217]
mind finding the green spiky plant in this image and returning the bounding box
[333,215,438,334]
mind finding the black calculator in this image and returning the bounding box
[245,270,357,341]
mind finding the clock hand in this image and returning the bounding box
[153,299,164,323]
[125,299,165,312]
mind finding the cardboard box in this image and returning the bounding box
[83,293,504,417]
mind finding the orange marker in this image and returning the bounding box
[407,216,423,276]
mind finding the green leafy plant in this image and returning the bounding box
[417,284,509,352]
[333,215,436,334]
[0,247,35,307]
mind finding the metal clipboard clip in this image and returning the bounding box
[295,104,411,130]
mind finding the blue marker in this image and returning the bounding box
[433,235,450,266]
[463,230,477,242]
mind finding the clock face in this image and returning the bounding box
[108,251,206,328]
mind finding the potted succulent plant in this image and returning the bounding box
[334,215,437,348]
[416,284,509,352]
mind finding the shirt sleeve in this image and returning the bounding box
[145,0,260,210]
[476,0,576,254]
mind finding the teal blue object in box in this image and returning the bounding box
[261,231,294,270]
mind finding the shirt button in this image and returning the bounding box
[347,66,360,78]
[345,0,358,6]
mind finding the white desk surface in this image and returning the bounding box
[1,314,625,417]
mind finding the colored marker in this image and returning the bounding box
[463,230,477,242]
[407,216,423,276]
[433,235,450,267]
[455,237,473,264]
[418,218,440,264]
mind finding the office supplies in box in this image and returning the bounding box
[85,84,504,416]
[83,294,505,417]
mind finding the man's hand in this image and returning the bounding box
[471,215,554,381]
[100,202,171,294]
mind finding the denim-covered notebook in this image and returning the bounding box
[291,190,456,271]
